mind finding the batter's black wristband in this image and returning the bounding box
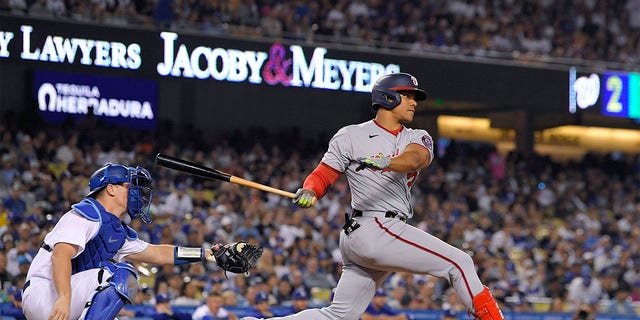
[174,247,205,265]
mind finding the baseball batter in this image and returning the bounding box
[23,163,261,320]
[242,73,503,320]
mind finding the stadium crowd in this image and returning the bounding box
[2,0,639,67]
[0,114,638,319]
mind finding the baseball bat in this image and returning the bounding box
[155,153,297,199]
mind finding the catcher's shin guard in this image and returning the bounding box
[83,286,126,320]
[82,262,138,319]
[472,286,504,320]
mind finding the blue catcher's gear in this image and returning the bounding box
[87,164,131,197]
[83,262,138,320]
[70,198,138,274]
[87,163,154,224]
[126,166,153,224]
[371,72,427,109]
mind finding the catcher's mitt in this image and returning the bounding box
[209,242,263,274]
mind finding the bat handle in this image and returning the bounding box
[229,176,296,198]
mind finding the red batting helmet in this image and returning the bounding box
[372,72,427,109]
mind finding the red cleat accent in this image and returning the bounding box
[472,286,505,320]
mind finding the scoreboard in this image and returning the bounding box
[601,72,640,120]
[570,67,640,120]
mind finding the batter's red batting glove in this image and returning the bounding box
[356,153,391,171]
[293,188,316,208]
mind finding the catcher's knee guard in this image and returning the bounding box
[82,262,138,320]
[472,286,504,320]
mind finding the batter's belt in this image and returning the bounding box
[344,210,407,236]
[351,209,407,222]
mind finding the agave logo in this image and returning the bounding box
[37,82,154,119]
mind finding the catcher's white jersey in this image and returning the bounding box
[321,120,433,218]
[23,209,148,319]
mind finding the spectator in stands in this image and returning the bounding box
[631,280,640,302]
[164,183,194,219]
[1,117,640,319]
[0,152,20,191]
[221,290,240,308]
[215,213,236,238]
[0,250,10,290]
[0,201,8,235]
[6,239,29,277]
[440,287,466,316]
[272,274,293,304]
[175,279,205,306]
[274,288,308,317]
[247,276,273,302]
[242,291,275,319]
[387,280,410,310]
[547,278,569,313]
[203,276,226,298]
[413,278,441,311]
[287,269,307,295]
[258,6,283,37]
[567,268,603,312]
[134,293,193,320]
[54,133,78,165]
[441,308,458,320]
[361,288,410,320]
[510,296,532,313]
[262,273,279,300]
[16,254,31,277]
[166,272,188,300]
[192,291,237,320]
[192,185,212,215]
[133,286,155,305]
[571,303,597,320]
[1,232,15,253]
[2,288,26,320]
[606,286,637,315]
[152,0,176,29]
[7,0,27,15]
[3,183,26,221]
[521,270,546,299]
[236,217,260,240]
[504,279,527,310]
[301,256,334,290]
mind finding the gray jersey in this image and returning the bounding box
[320,120,433,218]
[240,74,501,320]
[241,120,488,320]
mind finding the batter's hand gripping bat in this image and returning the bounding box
[155,153,296,199]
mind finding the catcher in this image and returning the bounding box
[22,163,262,320]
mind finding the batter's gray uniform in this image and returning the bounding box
[244,120,485,320]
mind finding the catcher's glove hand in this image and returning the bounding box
[208,242,263,275]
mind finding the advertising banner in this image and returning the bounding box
[33,70,158,129]
[0,15,579,137]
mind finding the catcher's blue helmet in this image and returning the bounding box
[87,163,154,223]
[372,72,427,109]
[88,163,131,197]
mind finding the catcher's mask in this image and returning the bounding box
[371,72,427,110]
[88,163,154,224]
